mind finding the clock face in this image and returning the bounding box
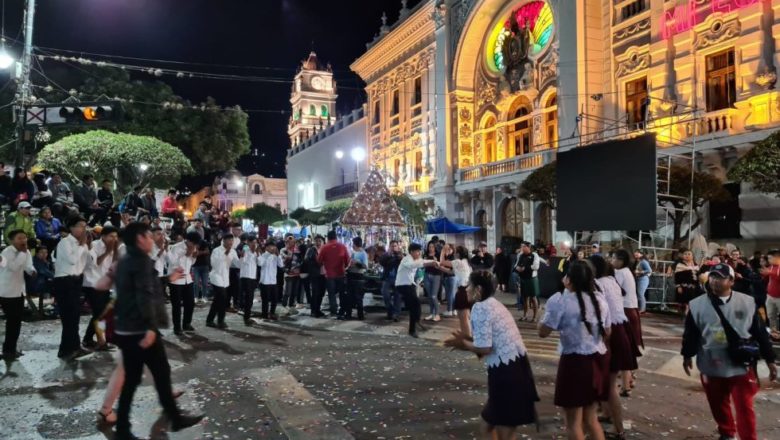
[311,76,324,91]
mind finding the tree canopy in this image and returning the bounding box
[728,130,780,196]
[243,203,284,225]
[37,130,193,193]
[519,162,557,209]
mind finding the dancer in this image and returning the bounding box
[239,236,260,325]
[206,234,239,329]
[613,249,643,395]
[395,243,438,338]
[168,232,198,334]
[539,260,610,440]
[445,270,538,440]
[0,230,36,360]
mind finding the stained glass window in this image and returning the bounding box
[487,1,555,73]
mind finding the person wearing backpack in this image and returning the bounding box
[682,263,777,440]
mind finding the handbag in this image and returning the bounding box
[708,295,760,367]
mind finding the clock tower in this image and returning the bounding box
[288,52,338,147]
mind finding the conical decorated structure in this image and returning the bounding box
[341,168,405,227]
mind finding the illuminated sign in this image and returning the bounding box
[661,0,759,40]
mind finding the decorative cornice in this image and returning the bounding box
[351,1,436,83]
[612,17,650,44]
[693,16,741,50]
[366,47,435,99]
[615,51,650,79]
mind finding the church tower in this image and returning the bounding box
[288,52,338,147]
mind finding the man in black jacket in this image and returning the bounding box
[114,222,202,440]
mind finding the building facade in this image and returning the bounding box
[213,171,288,214]
[289,0,780,250]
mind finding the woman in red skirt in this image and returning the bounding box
[446,270,538,439]
[590,255,639,440]
[612,249,642,394]
[540,260,610,440]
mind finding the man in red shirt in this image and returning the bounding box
[761,249,780,332]
[317,230,350,317]
[161,189,180,220]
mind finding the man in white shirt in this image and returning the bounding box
[150,226,168,292]
[258,242,284,320]
[0,230,36,359]
[239,236,260,325]
[54,216,91,360]
[228,225,244,312]
[81,225,119,349]
[206,234,239,329]
[395,243,438,338]
[168,232,199,335]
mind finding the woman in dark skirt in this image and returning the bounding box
[539,260,610,440]
[590,255,638,439]
[493,247,510,292]
[445,271,538,439]
[673,248,699,316]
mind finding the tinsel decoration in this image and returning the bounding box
[341,168,405,227]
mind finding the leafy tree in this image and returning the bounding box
[320,199,353,223]
[728,130,780,196]
[243,203,284,225]
[37,130,193,193]
[393,193,427,226]
[660,164,730,248]
[519,162,557,209]
[232,208,247,219]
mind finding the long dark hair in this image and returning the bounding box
[468,270,494,301]
[588,254,614,279]
[612,249,633,270]
[567,260,606,338]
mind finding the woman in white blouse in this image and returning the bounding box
[612,249,643,393]
[445,270,538,439]
[439,244,473,337]
[539,260,610,440]
[590,255,639,439]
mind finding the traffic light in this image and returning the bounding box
[22,100,122,127]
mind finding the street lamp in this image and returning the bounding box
[350,147,366,188]
[334,150,344,159]
[0,48,13,70]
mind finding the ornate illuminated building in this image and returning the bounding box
[289,0,780,249]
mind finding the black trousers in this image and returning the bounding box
[82,287,109,344]
[169,283,194,331]
[398,285,421,335]
[325,277,346,315]
[241,278,258,320]
[115,333,180,435]
[345,277,365,319]
[301,277,311,304]
[206,286,228,325]
[228,268,241,308]
[0,296,24,354]
[309,276,325,316]
[54,275,83,357]
[260,284,278,317]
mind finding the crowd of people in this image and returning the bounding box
[0,165,778,439]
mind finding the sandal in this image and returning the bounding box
[96,408,117,427]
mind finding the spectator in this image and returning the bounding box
[493,247,510,292]
[161,189,179,219]
[141,189,158,218]
[317,230,350,317]
[47,174,70,201]
[34,206,62,251]
[0,162,12,204]
[5,201,36,244]
[97,179,114,212]
[31,173,53,209]
[28,245,54,315]
[10,168,35,209]
[761,249,780,332]
[470,242,494,271]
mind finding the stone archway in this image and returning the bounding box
[534,202,553,245]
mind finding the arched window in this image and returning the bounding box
[253,184,262,195]
[510,106,531,156]
[309,104,316,116]
[321,105,329,118]
[502,198,523,239]
[545,94,558,148]
[483,116,497,164]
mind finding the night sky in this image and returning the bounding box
[2,0,421,179]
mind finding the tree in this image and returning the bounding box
[37,130,193,193]
[660,164,730,248]
[393,193,427,226]
[728,130,780,196]
[320,199,353,224]
[519,162,557,209]
[243,203,284,225]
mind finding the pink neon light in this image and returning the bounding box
[661,0,759,40]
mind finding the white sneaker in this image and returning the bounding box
[424,315,434,321]
[433,315,441,322]
[453,310,458,316]
[442,311,452,317]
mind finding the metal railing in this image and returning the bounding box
[458,150,551,183]
[325,181,358,201]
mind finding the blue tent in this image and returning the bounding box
[425,217,482,234]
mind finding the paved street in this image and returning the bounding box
[2,295,780,440]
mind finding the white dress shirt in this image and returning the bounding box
[210,245,238,288]
[83,239,115,289]
[150,244,167,278]
[230,239,242,269]
[0,246,35,298]
[240,247,260,279]
[395,255,426,286]
[54,234,89,278]
[614,267,639,309]
[258,252,283,285]
[167,241,195,285]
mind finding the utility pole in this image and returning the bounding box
[14,0,36,167]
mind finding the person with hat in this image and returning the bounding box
[761,249,780,333]
[682,263,777,440]
[4,201,36,244]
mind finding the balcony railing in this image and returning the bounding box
[404,182,421,194]
[700,108,733,134]
[325,181,358,201]
[458,151,552,183]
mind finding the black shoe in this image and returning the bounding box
[170,413,205,432]
[205,322,217,328]
[73,348,92,359]
[82,340,98,349]
[244,319,253,326]
[183,325,195,332]
[2,351,19,360]
[174,329,183,336]
[393,317,399,323]
[217,322,228,330]
[409,332,419,338]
